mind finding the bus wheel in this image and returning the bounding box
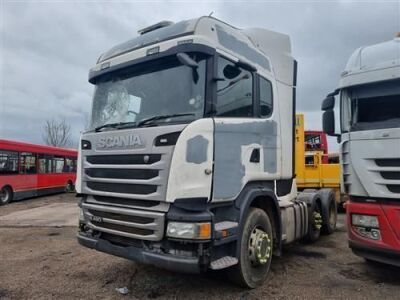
[65,181,74,193]
[0,186,13,205]
[230,208,273,288]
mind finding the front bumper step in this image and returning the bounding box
[210,256,238,270]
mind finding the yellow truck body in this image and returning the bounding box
[295,114,341,200]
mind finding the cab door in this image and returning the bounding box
[212,57,280,202]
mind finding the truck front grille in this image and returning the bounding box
[90,195,162,208]
[375,159,400,167]
[86,182,157,195]
[387,185,400,194]
[87,209,153,224]
[86,154,161,165]
[85,168,158,180]
[91,221,154,236]
[83,202,165,241]
[341,141,351,193]
[373,158,400,195]
[83,153,168,200]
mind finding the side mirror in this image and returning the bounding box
[321,95,335,110]
[322,110,336,136]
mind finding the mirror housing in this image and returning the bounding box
[321,95,335,111]
[322,110,336,136]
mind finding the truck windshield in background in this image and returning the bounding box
[90,55,207,130]
[347,79,400,131]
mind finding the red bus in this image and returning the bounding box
[0,139,77,205]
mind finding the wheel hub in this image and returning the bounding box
[313,211,323,230]
[249,228,272,265]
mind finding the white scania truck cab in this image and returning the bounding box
[77,17,336,288]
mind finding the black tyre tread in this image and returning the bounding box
[0,186,13,206]
[319,189,337,235]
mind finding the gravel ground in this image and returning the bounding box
[1,193,399,300]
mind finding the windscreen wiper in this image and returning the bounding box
[94,121,137,132]
[137,113,195,127]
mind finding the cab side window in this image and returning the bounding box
[259,77,273,118]
[216,57,253,117]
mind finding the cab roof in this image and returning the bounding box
[97,16,295,85]
[339,37,400,88]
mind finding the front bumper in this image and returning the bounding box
[78,233,201,273]
[346,199,400,267]
[349,240,400,267]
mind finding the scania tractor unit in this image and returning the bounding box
[322,35,400,266]
[77,17,337,288]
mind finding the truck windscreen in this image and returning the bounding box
[89,55,206,130]
[350,80,400,131]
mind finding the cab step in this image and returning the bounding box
[210,256,238,270]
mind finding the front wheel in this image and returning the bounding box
[229,208,273,288]
[0,186,13,205]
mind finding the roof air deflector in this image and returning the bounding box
[138,21,175,35]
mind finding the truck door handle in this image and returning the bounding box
[250,148,260,163]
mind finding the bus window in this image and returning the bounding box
[0,150,19,175]
[53,157,64,173]
[72,159,77,172]
[20,152,37,174]
[64,158,73,173]
[38,154,53,174]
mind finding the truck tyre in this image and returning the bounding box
[318,189,337,235]
[230,208,273,288]
[0,186,13,205]
[303,202,322,243]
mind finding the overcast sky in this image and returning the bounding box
[1,1,399,149]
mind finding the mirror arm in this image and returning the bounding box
[236,60,257,72]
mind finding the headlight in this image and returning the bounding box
[352,214,379,228]
[166,222,211,240]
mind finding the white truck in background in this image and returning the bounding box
[77,17,337,288]
[322,34,400,266]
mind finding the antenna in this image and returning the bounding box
[208,11,214,17]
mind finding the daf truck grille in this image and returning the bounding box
[82,202,164,241]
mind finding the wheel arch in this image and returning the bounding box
[1,184,13,193]
[235,186,282,257]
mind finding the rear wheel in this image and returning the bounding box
[0,186,13,205]
[304,203,322,242]
[319,189,337,234]
[230,208,273,288]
